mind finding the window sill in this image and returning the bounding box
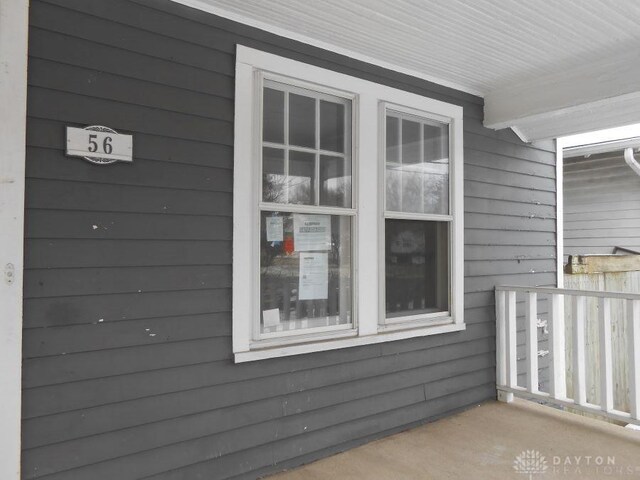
[234,321,465,363]
[378,314,454,332]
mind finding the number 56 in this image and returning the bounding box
[88,134,113,154]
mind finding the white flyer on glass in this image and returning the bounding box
[262,308,281,327]
[298,252,328,300]
[293,214,331,251]
[265,216,284,242]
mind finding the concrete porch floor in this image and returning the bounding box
[269,399,640,479]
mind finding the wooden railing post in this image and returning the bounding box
[496,289,514,402]
[506,291,518,390]
[495,290,512,402]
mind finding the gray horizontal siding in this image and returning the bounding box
[564,153,640,256]
[22,0,556,479]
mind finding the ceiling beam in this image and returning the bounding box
[484,50,640,141]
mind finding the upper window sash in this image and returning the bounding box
[383,104,452,219]
[258,75,354,209]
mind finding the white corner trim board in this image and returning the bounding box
[555,137,564,288]
[0,1,29,479]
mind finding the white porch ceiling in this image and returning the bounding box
[176,0,640,141]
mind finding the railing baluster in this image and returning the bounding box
[599,297,613,412]
[526,292,538,392]
[629,299,640,419]
[573,296,587,406]
[549,293,566,399]
[506,291,517,389]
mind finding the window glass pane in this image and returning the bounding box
[288,151,315,205]
[385,112,450,215]
[320,100,345,153]
[386,165,401,212]
[262,147,285,203]
[423,163,449,215]
[320,155,351,208]
[401,166,422,213]
[401,119,421,164]
[289,93,316,148]
[424,123,448,162]
[386,116,400,163]
[385,219,449,318]
[263,88,284,144]
[423,122,449,215]
[260,212,352,334]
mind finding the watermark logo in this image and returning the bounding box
[512,451,640,477]
[514,450,549,479]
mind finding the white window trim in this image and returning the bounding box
[233,46,464,363]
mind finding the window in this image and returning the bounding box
[234,46,464,362]
[258,81,355,339]
[382,108,452,327]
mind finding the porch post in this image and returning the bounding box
[0,0,29,478]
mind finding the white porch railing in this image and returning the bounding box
[496,285,640,426]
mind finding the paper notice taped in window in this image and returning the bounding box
[298,252,328,300]
[262,308,280,327]
[293,214,331,251]
[266,216,283,242]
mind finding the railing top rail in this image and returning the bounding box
[496,285,640,300]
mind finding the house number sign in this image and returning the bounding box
[66,125,133,165]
